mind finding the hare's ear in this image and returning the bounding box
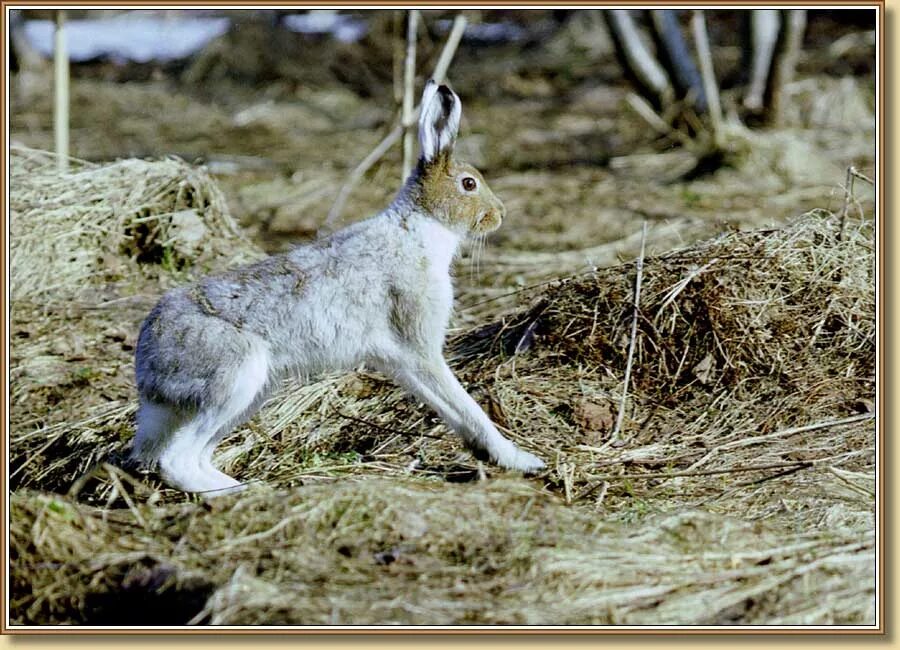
[418,80,461,164]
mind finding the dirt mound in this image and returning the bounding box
[463,211,874,408]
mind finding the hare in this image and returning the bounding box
[130,81,546,496]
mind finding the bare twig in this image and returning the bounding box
[102,464,147,529]
[391,11,404,104]
[427,15,467,100]
[717,413,874,452]
[401,10,420,181]
[649,10,707,112]
[575,460,813,501]
[691,10,722,146]
[611,221,648,442]
[851,168,875,185]
[653,257,718,326]
[823,466,875,498]
[840,165,857,239]
[744,9,780,113]
[767,9,807,125]
[334,409,444,441]
[838,166,873,238]
[605,10,673,104]
[322,128,403,232]
[624,92,677,138]
[731,463,810,488]
[578,413,874,501]
[323,15,468,230]
[54,10,69,171]
[10,10,45,72]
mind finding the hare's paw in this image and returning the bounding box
[513,449,546,474]
[494,446,546,474]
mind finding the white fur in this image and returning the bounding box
[131,83,545,496]
[145,336,270,495]
[419,79,461,163]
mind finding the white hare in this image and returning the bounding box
[131,81,546,495]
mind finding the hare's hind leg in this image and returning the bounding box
[135,342,271,496]
[191,341,272,496]
[132,398,180,465]
[157,405,254,497]
[155,411,223,494]
[132,400,218,494]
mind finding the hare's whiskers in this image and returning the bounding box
[476,233,486,276]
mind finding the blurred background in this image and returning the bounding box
[9,8,876,266]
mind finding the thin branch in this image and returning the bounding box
[578,413,874,501]
[840,165,856,239]
[717,413,874,452]
[731,463,810,488]
[575,460,813,501]
[823,465,875,498]
[54,10,69,171]
[401,10,419,181]
[611,221,648,442]
[648,9,707,112]
[391,11,404,105]
[690,10,723,146]
[767,9,807,125]
[323,15,468,230]
[10,10,46,72]
[102,464,147,529]
[334,409,445,441]
[624,92,675,137]
[593,460,813,483]
[606,10,673,104]
[427,15,468,103]
[322,128,402,232]
[851,168,875,185]
[743,9,781,113]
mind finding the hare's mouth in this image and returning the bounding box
[473,210,502,233]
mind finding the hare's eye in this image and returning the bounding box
[461,177,477,192]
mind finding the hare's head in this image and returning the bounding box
[408,81,505,234]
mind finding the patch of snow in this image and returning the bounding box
[282,12,368,43]
[436,19,528,43]
[22,15,230,63]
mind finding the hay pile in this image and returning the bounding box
[8,150,875,626]
[10,146,259,304]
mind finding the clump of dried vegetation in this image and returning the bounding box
[9,148,875,626]
[10,146,260,304]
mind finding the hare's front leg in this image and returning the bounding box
[387,356,545,473]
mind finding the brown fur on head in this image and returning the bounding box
[410,81,505,234]
[411,155,506,234]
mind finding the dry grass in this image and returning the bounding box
[8,150,875,627]
[10,478,873,626]
[10,146,260,304]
